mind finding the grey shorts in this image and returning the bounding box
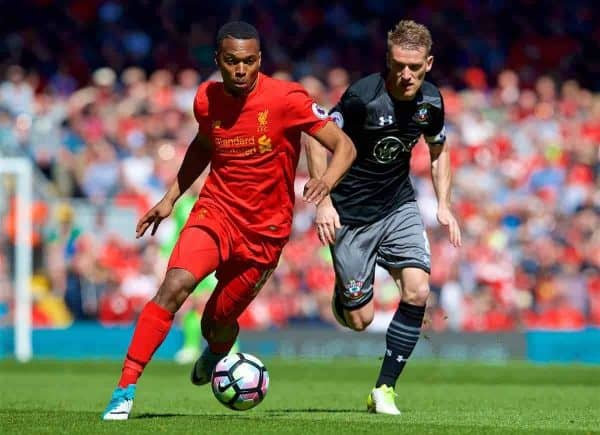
[331,201,431,309]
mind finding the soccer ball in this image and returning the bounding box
[211,352,269,411]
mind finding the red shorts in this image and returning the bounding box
[167,200,285,325]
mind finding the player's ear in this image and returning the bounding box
[426,55,433,72]
[214,50,219,66]
[258,51,262,68]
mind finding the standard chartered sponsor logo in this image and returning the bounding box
[215,136,255,147]
[215,134,274,156]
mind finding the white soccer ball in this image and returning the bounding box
[211,352,269,411]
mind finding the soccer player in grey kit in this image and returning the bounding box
[305,20,461,415]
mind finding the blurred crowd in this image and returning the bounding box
[0,0,599,332]
[0,60,598,332]
[2,1,598,92]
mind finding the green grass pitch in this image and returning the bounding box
[1,359,599,434]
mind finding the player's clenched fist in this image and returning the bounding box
[136,198,174,238]
[303,178,331,204]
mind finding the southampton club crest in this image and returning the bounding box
[344,279,364,300]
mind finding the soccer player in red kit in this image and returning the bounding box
[102,21,356,420]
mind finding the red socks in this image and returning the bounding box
[118,301,174,387]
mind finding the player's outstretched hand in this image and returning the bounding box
[315,196,341,245]
[303,178,331,204]
[136,198,174,238]
[437,207,462,247]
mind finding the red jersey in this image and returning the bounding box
[193,73,329,240]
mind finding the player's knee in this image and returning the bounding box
[153,270,197,312]
[346,311,373,332]
[403,283,430,305]
[348,320,370,331]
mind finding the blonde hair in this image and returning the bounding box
[387,20,432,54]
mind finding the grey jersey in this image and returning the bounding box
[329,73,446,225]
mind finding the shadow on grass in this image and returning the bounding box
[134,413,189,419]
[134,412,257,420]
[265,408,357,414]
[133,408,359,419]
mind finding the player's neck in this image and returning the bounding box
[387,87,416,102]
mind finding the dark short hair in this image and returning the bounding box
[216,21,260,49]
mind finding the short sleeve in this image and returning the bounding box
[283,84,329,135]
[193,82,211,136]
[329,89,366,134]
[423,94,446,146]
